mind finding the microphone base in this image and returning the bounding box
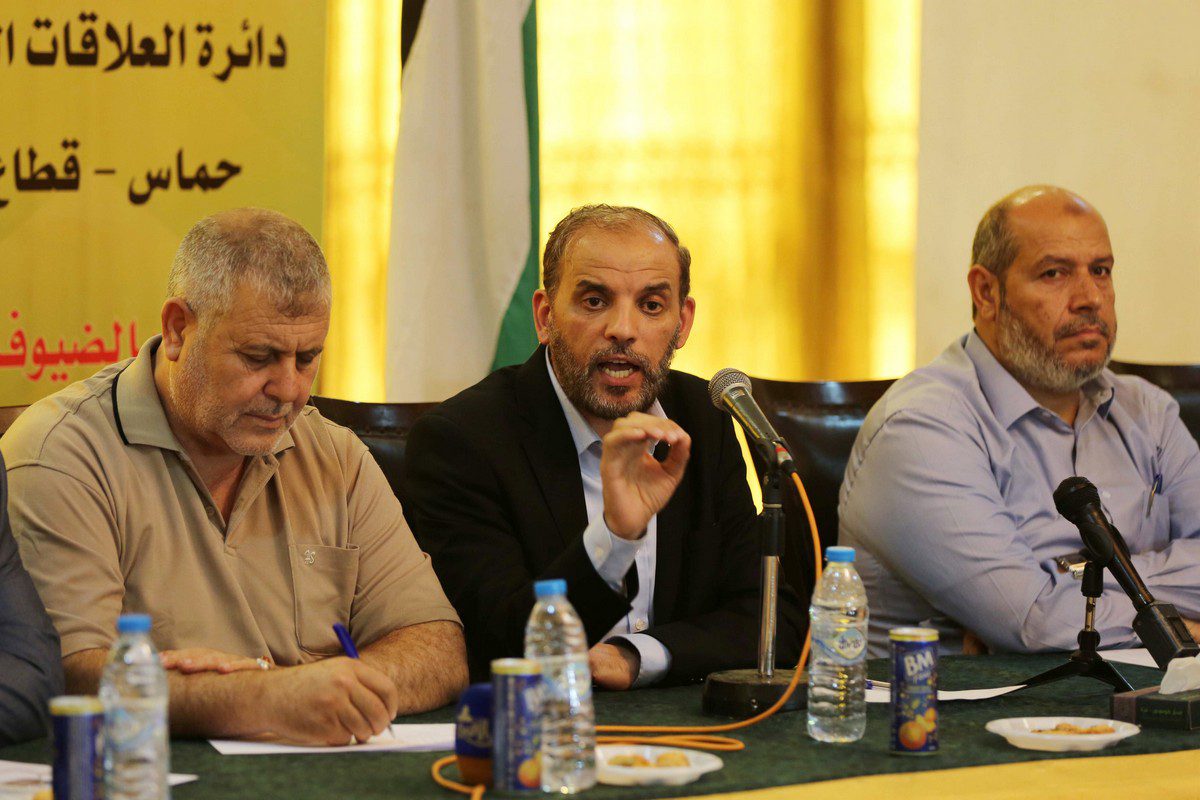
[1019,649,1133,694]
[701,668,805,718]
[1134,602,1200,669]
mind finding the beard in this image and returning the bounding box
[996,303,1115,396]
[171,337,294,457]
[547,326,680,421]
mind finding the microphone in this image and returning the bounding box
[1054,478,1149,605]
[708,368,795,474]
[1054,476,1199,669]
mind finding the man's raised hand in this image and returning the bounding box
[600,412,691,540]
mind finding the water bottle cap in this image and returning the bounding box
[117,613,152,633]
[825,546,856,563]
[534,579,568,598]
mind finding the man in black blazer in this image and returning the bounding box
[402,205,804,687]
[0,451,64,743]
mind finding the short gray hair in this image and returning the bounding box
[970,185,1091,317]
[543,205,691,300]
[971,202,1020,282]
[167,208,331,323]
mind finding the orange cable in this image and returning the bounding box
[431,754,485,800]
[432,470,824,793]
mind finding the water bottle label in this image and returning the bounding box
[816,628,866,664]
[541,665,592,704]
[103,700,166,754]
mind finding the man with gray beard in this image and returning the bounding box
[840,186,1200,656]
[402,205,805,688]
[3,208,466,743]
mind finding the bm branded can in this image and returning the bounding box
[50,695,104,800]
[491,658,542,793]
[455,682,494,787]
[889,627,938,755]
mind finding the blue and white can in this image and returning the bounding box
[491,658,542,792]
[889,627,938,755]
[50,695,104,800]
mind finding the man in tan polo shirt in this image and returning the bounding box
[2,208,467,745]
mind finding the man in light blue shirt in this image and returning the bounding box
[0,451,63,743]
[840,185,1200,655]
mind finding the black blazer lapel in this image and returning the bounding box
[652,375,688,624]
[515,347,589,548]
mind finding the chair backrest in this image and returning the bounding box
[308,396,438,499]
[0,405,29,438]
[1109,361,1200,443]
[751,377,895,599]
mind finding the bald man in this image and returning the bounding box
[840,185,1200,655]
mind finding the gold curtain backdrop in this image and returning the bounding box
[322,0,401,402]
[321,0,919,401]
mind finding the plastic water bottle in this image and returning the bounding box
[524,579,596,794]
[99,614,170,800]
[807,546,868,742]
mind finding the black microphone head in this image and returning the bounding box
[1054,476,1101,521]
[708,367,752,411]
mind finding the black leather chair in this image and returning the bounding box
[0,405,28,438]
[1109,361,1200,443]
[309,396,438,500]
[751,377,895,600]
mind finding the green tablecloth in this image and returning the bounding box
[4,654,1196,799]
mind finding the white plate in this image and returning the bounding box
[985,716,1140,752]
[596,744,724,786]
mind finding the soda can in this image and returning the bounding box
[50,695,104,800]
[889,627,938,755]
[491,658,542,793]
[455,682,494,787]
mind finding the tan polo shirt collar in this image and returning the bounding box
[113,334,296,456]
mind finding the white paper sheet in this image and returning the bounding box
[0,759,196,799]
[1100,648,1160,669]
[209,723,455,755]
[865,682,1025,703]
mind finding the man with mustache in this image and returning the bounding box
[2,208,467,743]
[839,185,1200,655]
[403,205,805,687]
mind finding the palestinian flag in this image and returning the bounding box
[385,0,540,402]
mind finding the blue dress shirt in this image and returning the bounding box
[545,350,671,686]
[840,331,1200,656]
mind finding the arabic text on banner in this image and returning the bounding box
[0,1,324,405]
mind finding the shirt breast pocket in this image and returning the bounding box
[1145,488,1172,548]
[289,543,360,656]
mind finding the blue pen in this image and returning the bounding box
[333,623,360,658]
[332,623,394,739]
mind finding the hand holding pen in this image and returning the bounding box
[334,622,397,741]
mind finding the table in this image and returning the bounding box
[3,654,1197,799]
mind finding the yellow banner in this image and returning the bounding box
[0,1,324,404]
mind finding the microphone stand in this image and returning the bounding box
[1018,560,1133,693]
[702,441,804,717]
